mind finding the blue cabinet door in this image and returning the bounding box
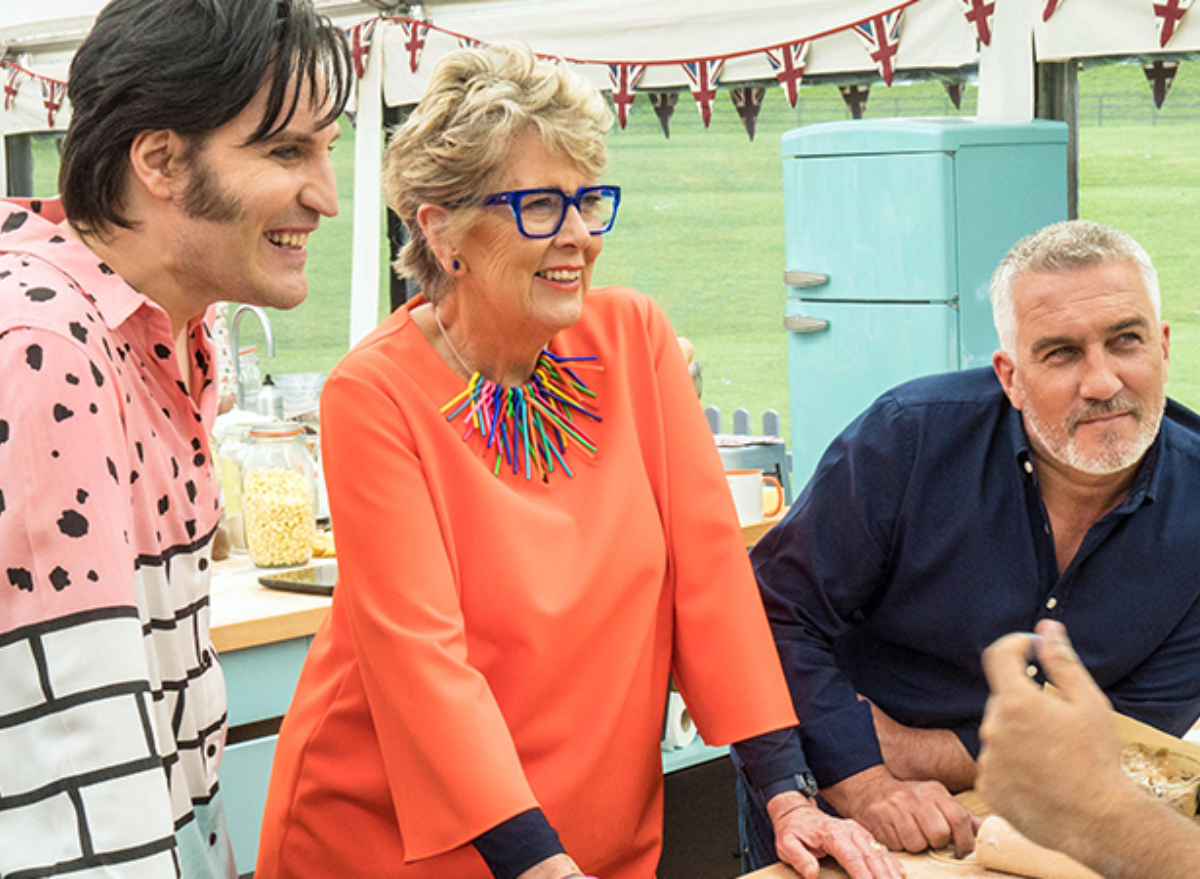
[783,151,957,303]
[787,299,958,486]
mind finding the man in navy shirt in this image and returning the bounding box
[737,220,1200,869]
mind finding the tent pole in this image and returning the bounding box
[977,0,1035,120]
[1036,62,1079,220]
[348,19,387,347]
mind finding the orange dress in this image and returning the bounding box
[256,287,797,878]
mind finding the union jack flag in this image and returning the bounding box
[458,36,485,50]
[1155,0,1195,48]
[765,41,810,107]
[3,65,24,112]
[730,86,765,141]
[607,63,646,129]
[346,19,378,80]
[399,20,430,73]
[852,11,903,86]
[1042,0,1067,21]
[959,0,996,45]
[41,78,65,127]
[681,58,724,128]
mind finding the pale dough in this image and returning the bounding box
[975,816,1103,879]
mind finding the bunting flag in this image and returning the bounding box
[730,87,765,141]
[1155,0,1195,48]
[765,41,810,107]
[840,83,871,119]
[41,78,65,127]
[649,92,678,139]
[682,58,725,127]
[3,65,24,112]
[1144,60,1179,108]
[607,63,646,129]
[347,18,378,79]
[944,80,965,109]
[399,20,430,73]
[852,11,903,86]
[1043,0,1067,21]
[458,36,485,50]
[959,0,996,45]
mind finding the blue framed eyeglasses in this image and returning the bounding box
[482,185,621,239]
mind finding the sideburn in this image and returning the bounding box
[179,148,244,224]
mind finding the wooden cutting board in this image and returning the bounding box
[746,850,1003,879]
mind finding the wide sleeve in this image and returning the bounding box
[0,326,179,877]
[749,394,913,787]
[637,299,799,745]
[319,368,541,862]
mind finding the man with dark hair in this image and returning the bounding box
[0,1,350,875]
[736,220,1200,870]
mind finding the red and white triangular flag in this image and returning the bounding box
[1043,0,1067,21]
[3,65,25,112]
[852,11,903,86]
[765,41,810,108]
[959,0,996,45]
[399,20,430,73]
[1155,0,1196,48]
[682,58,724,127]
[41,78,65,127]
[1144,60,1180,108]
[347,19,378,80]
[607,63,646,129]
[458,36,485,50]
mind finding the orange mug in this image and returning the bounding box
[725,469,784,526]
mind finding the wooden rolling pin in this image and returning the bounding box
[975,816,1102,879]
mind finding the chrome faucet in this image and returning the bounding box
[229,304,275,409]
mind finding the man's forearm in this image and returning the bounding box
[1072,788,1200,879]
[870,703,976,791]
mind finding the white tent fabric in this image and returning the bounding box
[381,0,977,106]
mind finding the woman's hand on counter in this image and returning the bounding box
[767,791,905,879]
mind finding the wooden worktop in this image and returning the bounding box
[209,512,787,654]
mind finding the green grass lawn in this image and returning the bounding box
[27,61,1200,434]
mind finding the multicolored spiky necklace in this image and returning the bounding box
[435,306,602,481]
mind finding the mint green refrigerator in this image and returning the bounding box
[782,118,1068,485]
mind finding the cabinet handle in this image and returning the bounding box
[784,314,830,334]
[783,270,830,288]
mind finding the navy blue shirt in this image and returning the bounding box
[752,367,1200,788]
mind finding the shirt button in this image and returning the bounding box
[1046,597,1058,610]
[1023,460,1034,474]
[1044,523,1051,534]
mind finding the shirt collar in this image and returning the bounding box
[0,197,154,332]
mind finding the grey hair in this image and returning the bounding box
[989,220,1161,353]
[382,41,613,302]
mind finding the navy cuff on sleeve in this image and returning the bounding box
[473,808,565,879]
[730,727,811,796]
[798,699,884,788]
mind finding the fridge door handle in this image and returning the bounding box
[783,270,831,288]
[784,314,830,334]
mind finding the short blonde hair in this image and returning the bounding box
[990,220,1160,353]
[383,42,613,300]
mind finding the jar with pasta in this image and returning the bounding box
[242,422,316,567]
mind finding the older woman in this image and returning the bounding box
[256,44,899,879]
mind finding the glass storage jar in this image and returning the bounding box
[215,426,251,552]
[241,422,315,567]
